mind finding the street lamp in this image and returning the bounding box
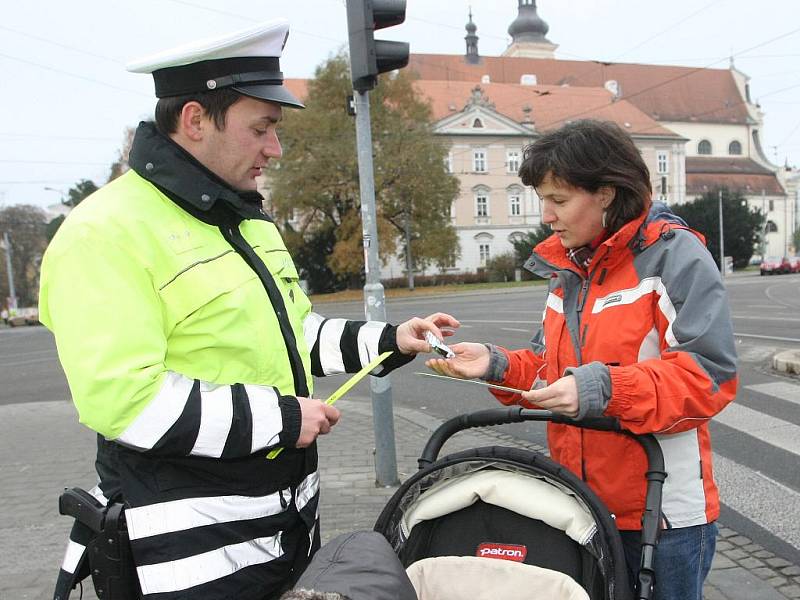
[43,186,66,204]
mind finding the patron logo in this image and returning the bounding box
[476,542,527,562]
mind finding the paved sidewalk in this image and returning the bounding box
[1,397,797,599]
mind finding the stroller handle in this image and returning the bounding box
[417,405,666,600]
[418,406,622,467]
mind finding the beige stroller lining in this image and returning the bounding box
[400,470,597,545]
[407,555,590,600]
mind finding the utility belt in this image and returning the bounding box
[53,488,140,600]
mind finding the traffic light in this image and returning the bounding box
[346,0,410,92]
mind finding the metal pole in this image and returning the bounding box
[404,211,414,291]
[718,189,725,276]
[2,231,17,309]
[353,89,399,486]
[761,189,767,259]
[784,191,789,256]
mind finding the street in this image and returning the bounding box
[2,271,800,579]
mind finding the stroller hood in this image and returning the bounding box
[292,530,418,600]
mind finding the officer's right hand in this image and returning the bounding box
[296,398,341,448]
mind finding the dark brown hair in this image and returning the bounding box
[154,89,243,134]
[519,120,652,234]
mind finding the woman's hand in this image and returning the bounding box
[425,342,491,380]
[395,312,460,355]
[520,375,579,418]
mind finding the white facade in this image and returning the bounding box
[379,96,686,278]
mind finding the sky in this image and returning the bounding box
[1,0,799,212]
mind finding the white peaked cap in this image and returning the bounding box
[125,18,303,108]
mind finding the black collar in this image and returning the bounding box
[127,121,270,223]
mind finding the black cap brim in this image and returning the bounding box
[233,84,305,109]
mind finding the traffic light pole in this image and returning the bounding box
[354,89,399,487]
[2,231,17,311]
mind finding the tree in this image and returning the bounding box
[511,225,552,266]
[0,205,48,306]
[485,252,517,282]
[793,226,800,255]
[64,179,99,208]
[268,53,460,290]
[45,178,99,240]
[671,188,764,270]
[108,126,135,182]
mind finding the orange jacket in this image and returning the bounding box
[490,205,738,530]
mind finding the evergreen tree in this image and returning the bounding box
[671,189,764,269]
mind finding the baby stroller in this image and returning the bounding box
[374,407,666,600]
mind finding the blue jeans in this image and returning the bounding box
[619,522,717,600]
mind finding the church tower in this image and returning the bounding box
[503,0,558,59]
[465,8,480,64]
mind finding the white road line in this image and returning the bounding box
[501,327,532,333]
[732,315,800,322]
[734,333,800,343]
[460,320,537,324]
[0,356,61,369]
[715,403,800,457]
[714,452,800,549]
[746,382,800,407]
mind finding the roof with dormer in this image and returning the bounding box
[412,79,681,138]
[407,54,750,126]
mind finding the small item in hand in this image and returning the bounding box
[425,331,455,359]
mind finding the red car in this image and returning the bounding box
[788,256,800,273]
[760,256,791,275]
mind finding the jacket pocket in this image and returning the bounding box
[158,250,259,328]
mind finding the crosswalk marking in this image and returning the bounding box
[713,453,800,549]
[715,403,800,457]
[746,382,800,407]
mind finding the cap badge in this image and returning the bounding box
[206,79,217,90]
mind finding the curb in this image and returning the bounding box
[773,350,800,376]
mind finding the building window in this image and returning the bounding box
[766,220,778,233]
[509,193,522,216]
[769,199,774,212]
[729,140,742,155]
[473,118,484,128]
[475,193,489,217]
[507,150,520,173]
[473,149,487,172]
[479,243,491,266]
[450,200,456,220]
[444,152,452,173]
[656,151,668,174]
[698,140,712,155]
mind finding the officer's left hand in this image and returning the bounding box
[520,375,580,419]
[396,312,460,355]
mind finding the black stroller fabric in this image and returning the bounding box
[290,530,417,600]
[375,445,634,600]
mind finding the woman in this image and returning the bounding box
[427,120,737,600]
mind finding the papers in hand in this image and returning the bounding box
[425,331,455,358]
[415,371,528,394]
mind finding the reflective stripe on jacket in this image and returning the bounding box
[491,205,738,530]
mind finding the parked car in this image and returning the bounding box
[788,256,800,274]
[760,256,791,276]
[7,307,40,327]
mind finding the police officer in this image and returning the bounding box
[40,19,458,600]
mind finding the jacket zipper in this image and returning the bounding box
[220,222,309,398]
